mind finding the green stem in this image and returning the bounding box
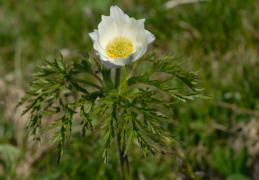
[71,78,103,91]
[128,63,137,79]
[115,68,121,89]
[116,133,131,180]
[114,68,131,180]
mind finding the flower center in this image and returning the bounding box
[106,36,134,59]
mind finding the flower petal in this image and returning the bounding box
[123,19,146,48]
[89,30,109,59]
[110,6,129,26]
[110,6,127,18]
[98,15,118,48]
[109,6,132,36]
[89,6,155,68]
[132,30,155,62]
[100,53,134,68]
[145,30,156,45]
[101,61,120,68]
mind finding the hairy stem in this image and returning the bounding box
[115,68,131,180]
[115,68,121,89]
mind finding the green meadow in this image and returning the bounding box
[1,0,259,179]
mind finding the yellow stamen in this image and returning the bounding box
[106,36,134,59]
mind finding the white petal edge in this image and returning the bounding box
[99,53,135,68]
[110,6,131,35]
[122,18,146,46]
[132,30,155,62]
[89,30,110,59]
[110,6,129,21]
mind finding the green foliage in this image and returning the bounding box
[209,146,249,177]
[0,144,20,179]
[226,174,251,180]
[18,52,207,164]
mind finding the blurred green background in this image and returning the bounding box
[1,0,259,179]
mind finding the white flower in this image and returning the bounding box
[89,6,155,68]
